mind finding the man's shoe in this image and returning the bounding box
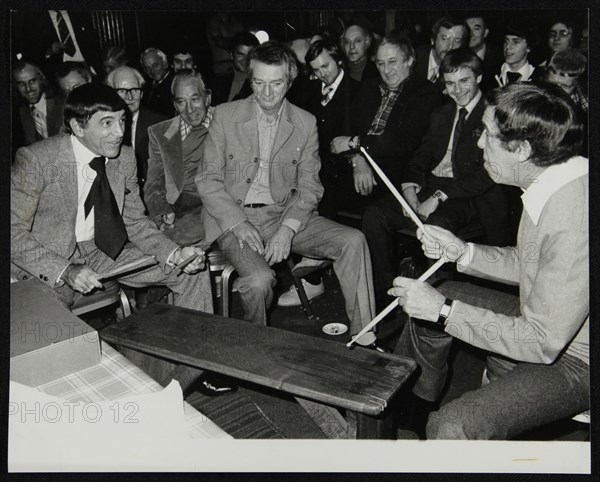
[291,257,330,277]
[277,279,325,307]
[195,372,238,397]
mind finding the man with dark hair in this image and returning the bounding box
[106,65,167,188]
[12,60,65,149]
[144,71,213,245]
[363,47,510,307]
[197,41,379,348]
[171,48,197,73]
[211,32,259,106]
[390,83,588,440]
[414,16,470,89]
[464,14,503,91]
[11,83,212,313]
[340,23,379,83]
[496,21,536,86]
[140,47,175,117]
[55,61,92,95]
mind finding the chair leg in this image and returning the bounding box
[287,258,315,320]
[221,265,236,318]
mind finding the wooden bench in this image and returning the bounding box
[101,303,417,439]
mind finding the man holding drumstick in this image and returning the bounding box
[389,83,589,440]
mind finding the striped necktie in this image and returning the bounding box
[55,11,76,56]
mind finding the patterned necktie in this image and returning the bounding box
[84,157,128,260]
[321,86,334,106]
[55,11,76,57]
[30,105,48,139]
[429,68,439,83]
[506,71,522,84]
[451,108,468,164]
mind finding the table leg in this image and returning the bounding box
[355,409,395,439]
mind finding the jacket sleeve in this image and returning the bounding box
[144,126,174,221]
[11,146,71,286]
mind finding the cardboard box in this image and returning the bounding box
[10,280,101,386]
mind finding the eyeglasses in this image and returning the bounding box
[116,87,142,98]
[548,30,571,39]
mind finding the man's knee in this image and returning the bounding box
[426,407,470,440]
[239,268,276,296]
[361,203,388,233]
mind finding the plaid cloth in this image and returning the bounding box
[571,85,589,113]
[366,84,402,135]
[35,341,231,439]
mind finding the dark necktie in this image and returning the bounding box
[451,108,468,164]
[55,11,76,57]
[84,157,128,260]
[506,71,522,84]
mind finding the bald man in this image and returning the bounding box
[106,65,167,188]
[341,24,380,83]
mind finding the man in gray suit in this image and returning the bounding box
[11,83,212,312]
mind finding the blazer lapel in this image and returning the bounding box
[106,155,125,212]
[270,101,293,160]
[163,116,184,192]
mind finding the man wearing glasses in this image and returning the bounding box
[106,65,166,189]
[197,41,380,349]
[143,70,212,245]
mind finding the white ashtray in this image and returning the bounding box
[322,323,348,336]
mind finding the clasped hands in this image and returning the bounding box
[402,186,440,221]
[387,225,466,322]
[232,220,295,265]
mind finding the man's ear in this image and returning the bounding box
[69,118,84,137]
[515,139,532,162]
[484,28,489,39]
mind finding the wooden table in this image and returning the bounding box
[101,303,416,439]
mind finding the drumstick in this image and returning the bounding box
[359,147,425,231]
[347,257,446,347]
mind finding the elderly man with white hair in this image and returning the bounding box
[106,65,166,188]
[140,47,175,117]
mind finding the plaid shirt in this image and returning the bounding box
[570,85,589,113]
[366,83,403,135]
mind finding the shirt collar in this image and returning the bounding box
[33,93,47,111]
[521,156,588,225]
[428,49,440,77]
[71,134,103,166]
[254,98,285,125]
[460,89,482,117]
[322,69,345,95]
[501,61,535,81]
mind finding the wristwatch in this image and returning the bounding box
[436,297,454,325]
[432,190,445,202]
[347,136,360,150]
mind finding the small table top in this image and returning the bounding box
[101,304,416,416]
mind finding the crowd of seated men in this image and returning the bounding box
[10,10,589,441]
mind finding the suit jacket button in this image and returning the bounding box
[228,154,233,159]
[253,157,258,163]
[22,275,28,280]
[292,160,297,165]
[39,274,43,279]
[237,199,242,204]
[44,276,48,281]
[246,178,252,183]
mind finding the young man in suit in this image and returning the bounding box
[390,83,588,440]
[362,48,509,307]
[106,65,167,189]
[196,41,379,348]
[12,60,65,149]
[496,21,537,87]
[144,70,213,246]
[464,14,503,92]
[11,83,212,313]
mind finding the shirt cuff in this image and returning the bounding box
[166,247,181,267]
[437,190,448,202]
[282,218,301,234]
[55,264,70,287]
[457,242,475,268]
[401,182,421,193]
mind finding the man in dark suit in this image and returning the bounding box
[363,48,510,302]
[330,33,442,203]
[11,10,101,76]
[12,60,65,150]
[341,24,380,83]
[11,83,212,312]
[465,14,503,92]
[140,47,175,118]
[414,16,470,91]
[106,65,167,188]
[210,32,258,106]
[144,71,213,246]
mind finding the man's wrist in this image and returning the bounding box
[436,298,454,325]
[166,247,182,267]
[432,190,446,202]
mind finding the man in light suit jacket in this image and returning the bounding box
[144,70,212,246]
[196,41,378,347]
[12,61,65,150]
[390,83,588,440]
[11,83,212,312]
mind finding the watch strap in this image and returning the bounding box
[436,297,453,324]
